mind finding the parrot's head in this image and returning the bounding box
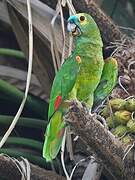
[67,13,100,38]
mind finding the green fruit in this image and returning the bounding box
[114,110,131,125]
[121,135,133,144]
[110,98,126,111]
[127,120,135,132]
[125,98,135,112]
[106,116,118,128]
[112,125,128,137]
[101,106,110,118]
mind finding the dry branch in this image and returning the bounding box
[65,101,135,180]
[0,156,65,180]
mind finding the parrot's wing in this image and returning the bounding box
[93,57,118,111]
[48,57,80,119]
[43,57,80,161]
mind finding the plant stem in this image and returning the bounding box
[0,115,47,129]
[0,48,25,59]
[0,79,48,118]
[1,137,43,151]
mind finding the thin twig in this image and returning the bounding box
[66,0,76,14]
[118,76,130,96]
[67,0,75,56]
[118,26,135,33]
[70,157,89,180]
[50,4,61,72]
[61,128,70,180]
[123,142,135,160]
[59,1,66,65]
[124,96,135,101]
[128,60,135,71]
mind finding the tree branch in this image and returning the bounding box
[65,101,135,180]
[0,156,65,180]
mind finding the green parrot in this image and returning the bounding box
[42,13,117,162]
[92,57,118,111]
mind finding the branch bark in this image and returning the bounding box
[65,102,135,180]
[0,156,65,180]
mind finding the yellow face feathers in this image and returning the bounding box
[76,14,88,25]
[67,13,100,38]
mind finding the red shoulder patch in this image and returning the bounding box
[57,128,65,138]
[54,95,62,111]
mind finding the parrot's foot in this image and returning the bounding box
[64,99,83,121]
[81,102,96,117]
[81,102,107,128]
[70,99,83,111]
[88,110,96,117]
[82,102,90,114]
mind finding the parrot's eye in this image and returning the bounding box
[80,16,85,22]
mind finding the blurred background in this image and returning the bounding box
[96,0,135,31]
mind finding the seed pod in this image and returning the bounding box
[121,135,133,144]
[110,98,126,111]
[114,110,131,125]
[127,120,135,133]
[106,116,119,129]
[112,125,128,137]
[124,98,135,112]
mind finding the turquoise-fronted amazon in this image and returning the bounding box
[42,13,117,162]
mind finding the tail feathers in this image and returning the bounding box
[43,111,65,162]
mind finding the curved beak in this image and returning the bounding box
[67,21,81,36]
